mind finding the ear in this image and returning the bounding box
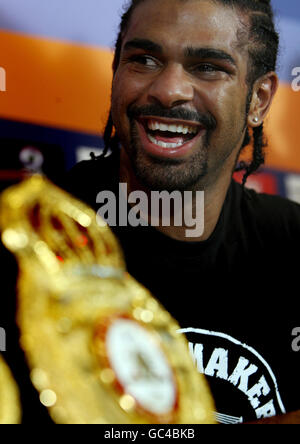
[247,72,279,128]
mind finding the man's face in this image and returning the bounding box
[111,0,251,191]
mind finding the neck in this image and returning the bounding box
[119,149,233,242]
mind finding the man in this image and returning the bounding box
[66,0,300,424]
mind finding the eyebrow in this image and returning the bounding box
[123,38,237,68]
[123,38,163,54]
[185,47,237,68]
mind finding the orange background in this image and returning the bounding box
[0,30,300,173]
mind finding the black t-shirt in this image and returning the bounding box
[64,151,300,423]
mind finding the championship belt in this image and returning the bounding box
[0,175,215,424]
[0,355,21,424]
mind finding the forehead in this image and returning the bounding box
[123,0,247,57]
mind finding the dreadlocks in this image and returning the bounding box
[102,0,279,185]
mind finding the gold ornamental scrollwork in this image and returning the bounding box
[0,175,215,424]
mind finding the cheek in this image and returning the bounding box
[111,70,153,139]
[112,67,154,110]
[111,74,140,146]
[111,75,124,114]
[211,85,247,128]
[194,83,231,123]
[111,72,136,118]
[111,76,128,132]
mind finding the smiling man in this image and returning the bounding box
[66,0,300,423]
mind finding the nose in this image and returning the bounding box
[147,63,194,108]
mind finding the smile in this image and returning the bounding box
[137,117,205,159]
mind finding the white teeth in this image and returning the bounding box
[160,123,169,131]
[148,120,198,135]
[147,133,184,148]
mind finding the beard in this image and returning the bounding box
[117,101,250,192]
[128,122,211,192]
[125,104,217,192]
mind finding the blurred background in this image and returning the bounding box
[0,0,299,198]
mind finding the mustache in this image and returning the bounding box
[127,104,217,131]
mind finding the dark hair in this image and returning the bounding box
[102,0,279,185]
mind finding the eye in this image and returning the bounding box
[194,63,221,73]
[191,63,229,80]
[129,54,159,68]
